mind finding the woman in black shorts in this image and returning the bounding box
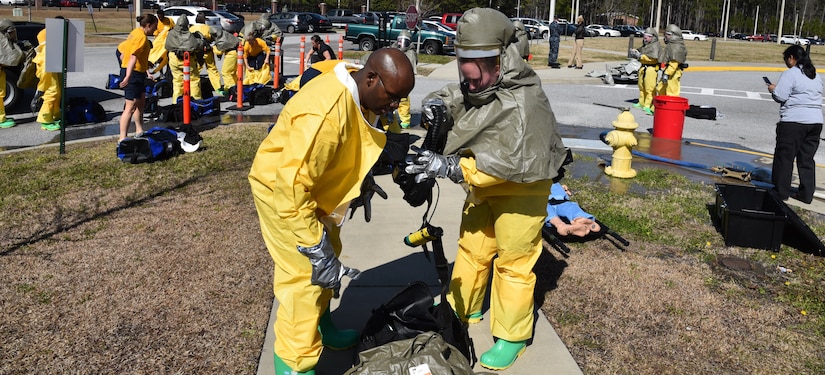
[117,14,158,141]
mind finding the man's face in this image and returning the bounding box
[364,72,406,116]
[458,57,499,93]
[643,34,652,44]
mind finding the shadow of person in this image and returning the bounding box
[315,252,444,374]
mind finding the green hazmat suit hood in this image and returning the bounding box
[165,15,203,54]
[639,27,662,61]
[0,19,22,67]
[663,24,687,63]
[210,25,239,52]
[424,9,567,183]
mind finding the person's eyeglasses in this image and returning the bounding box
[376,73,402,106]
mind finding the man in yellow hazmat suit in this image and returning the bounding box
[657,24,688,96]
[33,20,62,131]
[210,26,239,96]
[147,9,173,79]
[248,48,415,375]
[630,27,662,115]
[189,13,219,95]
[406,8,568,371]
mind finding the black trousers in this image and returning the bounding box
[772,121,822,202]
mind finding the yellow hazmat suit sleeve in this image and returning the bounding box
[249,63,386,247]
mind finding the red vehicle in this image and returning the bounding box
[745,34,764,42]
[438,12,462,30]
[59,0,79,6]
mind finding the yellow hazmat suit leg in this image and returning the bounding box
[244,56,271,86]
[250,178,336,372]
[665,69,682,96]
[0,68,7,123]
[202,50,221,93]
[398,97,411,127]
[219,49,238,90]
[36,72,61,124]
[169,53,203,101]
[448,193,548,342]
[638,66,657,109]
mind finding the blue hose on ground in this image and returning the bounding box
[599,129,712,171]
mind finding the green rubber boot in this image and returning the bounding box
[274,353,315,375]
[632,103,643,109]
[643,107,654,116]
[466,311,483,324]
[0,118,16,129]
[318,308,359,350]
[479,338,527,370]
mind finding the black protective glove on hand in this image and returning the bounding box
[349,173,387,222]
[297,229,361,298]
[405,147,464,184]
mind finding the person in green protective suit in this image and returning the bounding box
[0,19,24,129]
[249,49,415,375]
[406,7,568,371]
[630,27,662,115]
[657,24,688,96]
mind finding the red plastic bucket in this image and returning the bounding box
[652,96,690,140]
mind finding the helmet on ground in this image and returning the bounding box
[455,8,515,58]
[397,29,412,50]
[177,131,202,153]
[0,19,15,33]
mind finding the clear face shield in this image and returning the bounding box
[643,33,653,44]
[457,55,501,93]
[397,36,411,50]
[664,31,673,43]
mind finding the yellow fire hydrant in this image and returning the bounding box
[603,109,639,178]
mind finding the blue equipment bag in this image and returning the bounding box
[106,73,122,90]
[65,97,106,125]
[116,127,181,164]
[175,96,220,117]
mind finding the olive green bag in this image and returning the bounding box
[345,332,473,375]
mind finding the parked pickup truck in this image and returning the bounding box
[345,14,454,55]
[325,9,364,28]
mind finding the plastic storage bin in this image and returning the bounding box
[714,184,787,251]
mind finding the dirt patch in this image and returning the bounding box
[0,128,273,373]
[538,239,818,374]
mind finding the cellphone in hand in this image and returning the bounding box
[763,76,772,84]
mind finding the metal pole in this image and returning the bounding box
[655,0,662,31]
[59,18,68,154]
[777,0,785,44]
[753,5,759,36]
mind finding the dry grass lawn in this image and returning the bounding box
[1,124,823,374]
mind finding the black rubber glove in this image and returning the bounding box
[349,173,387,222]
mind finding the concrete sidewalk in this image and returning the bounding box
[255,128,584,375]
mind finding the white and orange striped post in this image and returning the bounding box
[236,43,244,108]
[274,40,281,87]
[183,52,191,126]
[338,34,343,60]
[299,35,306,74]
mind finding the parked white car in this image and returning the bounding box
[586,24,621,37]
[511,17,551,39]
[422,20,456,38]
[779,35,810,45]
[681,30,708,41]
[162,6,222,28]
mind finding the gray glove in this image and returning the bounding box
[656,69,663,82]
[405,147,464,184]
[661,74,668,84]
[421,98,447,128]
[629,49,641,59]
[297,229,361,298]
